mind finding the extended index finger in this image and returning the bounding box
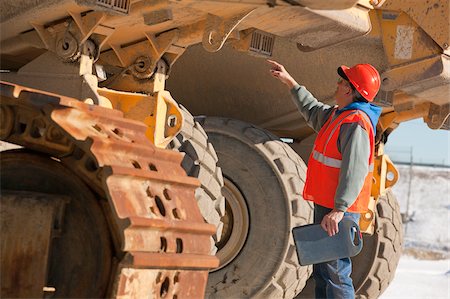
[267,59,282,68]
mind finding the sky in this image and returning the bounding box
[385,118,450,166]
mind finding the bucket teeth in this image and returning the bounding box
[0,81,219,298]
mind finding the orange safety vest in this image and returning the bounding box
[303,108,375,213]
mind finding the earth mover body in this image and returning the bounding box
[1,0,448,298]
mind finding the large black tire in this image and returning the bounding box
[296,188,403,299]
[1,150,113,297]
[200,117,313,298]
[352,188,403,298]
[168,105,225,252]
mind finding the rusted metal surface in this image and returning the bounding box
[0,81,218,298]
[113,268,209,299]
[0,191,68,298]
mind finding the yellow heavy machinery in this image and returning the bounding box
[0,0,448,298]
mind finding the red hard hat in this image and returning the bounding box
[338,64,381,102]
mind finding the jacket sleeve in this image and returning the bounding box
[290,84,334,132]
[334,122,370,211]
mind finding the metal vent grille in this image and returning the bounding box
[249,31,274,56]
[96,0,130,14]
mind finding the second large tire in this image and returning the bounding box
[200,117,313,298]
[352,188,403,298]
[168,105,226,252]
[296,188,403,299]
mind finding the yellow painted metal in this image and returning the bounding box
[427,102,450,129]
[380,55,444,92]
[145,90,183,148]
[359,196,376,235]
[372,154,399,199]
[377,111,398,135]
[68,11,109,45]
[376,102,432,141]
[97,88,182,148]
[381,0,450,51]
[102,29,180,72]
[369,3,450,131]
[359,143,399,234]
[376,9,441,66]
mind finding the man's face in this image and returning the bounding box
[334,77,353,108]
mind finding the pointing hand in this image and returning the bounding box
[267,60,298,89]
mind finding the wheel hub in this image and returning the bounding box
[214,177,250,271]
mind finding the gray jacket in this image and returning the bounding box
[291,84,370,211]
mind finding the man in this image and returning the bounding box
[268,60,382,299]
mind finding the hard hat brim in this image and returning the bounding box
[337,65,350,81]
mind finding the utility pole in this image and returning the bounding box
[405,146,413,235]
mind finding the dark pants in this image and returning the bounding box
[313,204,360,299]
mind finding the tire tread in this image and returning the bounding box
[168,107,225,248]
[204,117,313,298]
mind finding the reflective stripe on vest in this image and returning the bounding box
[312,150,342,168]
[312,149,375,171]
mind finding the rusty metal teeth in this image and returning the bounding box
[0,81,218,299]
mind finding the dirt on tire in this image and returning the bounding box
[168,105,226,253]
[202,117,313,299]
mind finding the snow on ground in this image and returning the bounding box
[380,256,450,299]
[380,164,450,299]
[392,164,449,252]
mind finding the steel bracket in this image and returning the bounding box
[30,11,113,63]
[202,10,255,53]
[359,196,377,235]
[68,11,109,45]
[372,144,399,200]
[106,29,180,80]
[359,144,399,234]
[97,61,184,149]
[426,102,450,130]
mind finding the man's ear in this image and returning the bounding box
[346,87,352,95]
